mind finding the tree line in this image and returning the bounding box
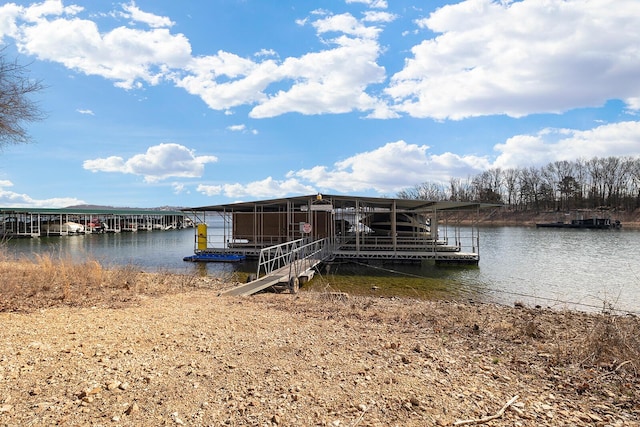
[397,156,640,212]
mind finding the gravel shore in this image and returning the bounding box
[1,277,639,426]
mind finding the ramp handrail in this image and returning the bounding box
[257,237,332,279]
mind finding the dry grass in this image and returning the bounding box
[0,248,226,312]
[577,314,640,371]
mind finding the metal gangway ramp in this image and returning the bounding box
[219,238,332,296]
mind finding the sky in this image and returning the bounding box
[1,0,640,209]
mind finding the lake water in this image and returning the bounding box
[3,226,639,314]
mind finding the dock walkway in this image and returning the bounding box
[219,256,324,296]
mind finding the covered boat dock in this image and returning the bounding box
[1,207,191,238]
[185,195,489,295]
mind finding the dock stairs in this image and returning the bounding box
[219,238,332,296]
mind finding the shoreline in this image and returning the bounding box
[0,259,639,425]
[1,289,638,426]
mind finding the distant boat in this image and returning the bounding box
[183,253,246,262]
[536,217,621,229]
[41,221,85,234]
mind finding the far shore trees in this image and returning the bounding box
[398,156,640,213]
[0,49,45,148]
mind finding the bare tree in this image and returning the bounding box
[399,155,640,211]
[502,168,519,208]
[543,160,575,210]
[397,182,448,201]
[0,51,45,147]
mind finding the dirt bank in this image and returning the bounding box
[1,267,638,426]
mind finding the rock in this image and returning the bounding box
[125,402,139,415]
[0,404,13,413]
[271,414,281,424]
[588,413,603,422]
[171,412,185,425]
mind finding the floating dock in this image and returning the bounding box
[536,217,622,229]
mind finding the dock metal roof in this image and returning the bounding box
[186,194,499,212]
[0,207,186,216]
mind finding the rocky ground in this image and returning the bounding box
[1,268,639,427]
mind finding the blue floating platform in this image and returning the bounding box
[183,253,246,263]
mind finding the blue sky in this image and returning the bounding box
[1,0,639,208]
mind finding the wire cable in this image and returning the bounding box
[322,260,640,316]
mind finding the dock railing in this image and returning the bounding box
[256,237,332,279]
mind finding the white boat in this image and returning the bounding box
[41,221,85,234]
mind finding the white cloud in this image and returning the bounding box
[493,121,640,169]
[196,184,222,197]
[0,3,24,41]
[14,2,191,89]
[171,182,187,195]
[0,179,84,208]
[5,2,390,118]
[363,11,396,23]
[22,0,82,22]
[388,0,640,119]
[312,13,380,39]
[83,143,218,182]
[248,37,386,118]
[226,124,258,134]
[292,140,490,193]
[191,141,489,200]
[198,178,315,199]
[175,53,274,110]
[121,1,174,28]
[346,0,388,9]
[76,108,94,115]
[6,0,639,122]
[200,121,640,200]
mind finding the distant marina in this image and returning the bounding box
[0,207,192,238]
